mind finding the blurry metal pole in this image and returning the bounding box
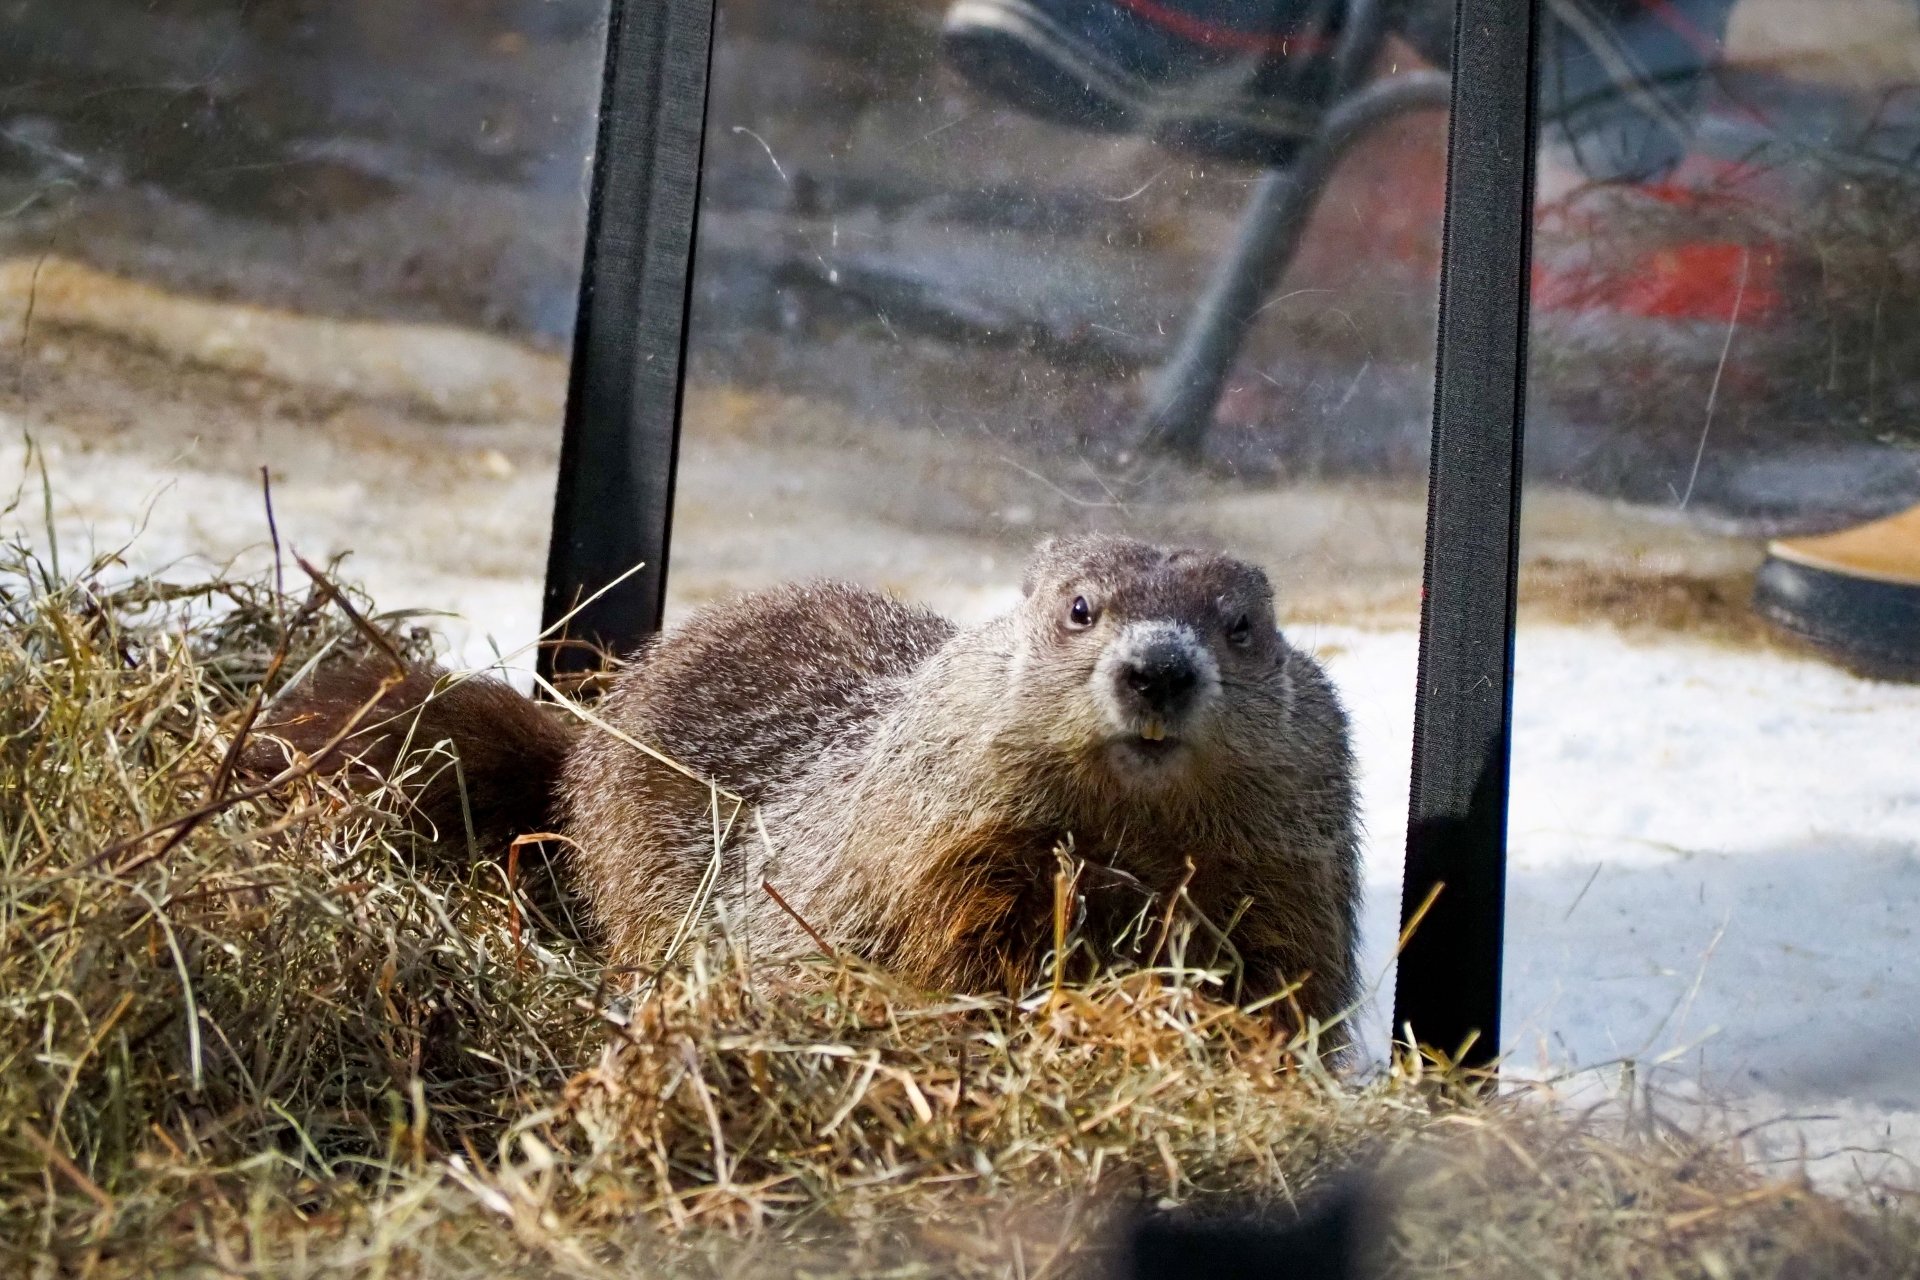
[1137,0,1449,460]
[1137,71,1451,460]
[1392,0,1540,1069]
[540,0,716,683]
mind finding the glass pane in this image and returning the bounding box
[680,0,1453,1038]
[2,0,606,669]
[1512,0,1920,1185]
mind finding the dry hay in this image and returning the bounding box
[3,480,1918,1277]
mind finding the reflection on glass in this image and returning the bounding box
[1513,0,1920,1187]
[678,0,1460,1044]
[2,0,606,666]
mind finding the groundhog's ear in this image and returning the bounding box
[1021,537,1063,597]
[1224,558,1276,612]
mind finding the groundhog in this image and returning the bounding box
[253,535,1361,1023]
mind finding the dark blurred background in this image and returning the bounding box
[4,0,1918,529]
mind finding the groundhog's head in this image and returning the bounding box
[1009,534,1311,792]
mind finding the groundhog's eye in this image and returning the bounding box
[1227,613,1254,647]
[1067,596,1095,628]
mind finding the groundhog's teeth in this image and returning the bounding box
[1140,719,1166,742]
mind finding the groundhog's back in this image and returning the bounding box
[558,582,957,958]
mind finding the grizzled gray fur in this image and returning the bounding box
[254,535,1362,1025]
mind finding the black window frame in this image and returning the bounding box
[543,0,1542,1068]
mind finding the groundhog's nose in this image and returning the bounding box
[1121,646,1200,714]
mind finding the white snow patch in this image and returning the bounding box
[2,432,546,682]
[1318,623,1920,1188]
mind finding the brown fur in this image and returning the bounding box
[244,661,574,854]
[253,537,1362,1025]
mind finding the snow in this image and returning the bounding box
[1325,624,1920,1187]
[1,431,549,678]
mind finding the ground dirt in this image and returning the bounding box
[1,255,1771,652]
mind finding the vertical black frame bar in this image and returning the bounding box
[540,0,717,682]
[1392,0,1540,1068]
